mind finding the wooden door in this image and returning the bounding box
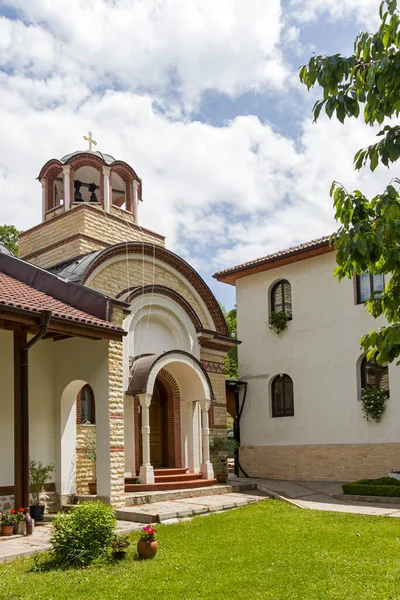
[149,381,167,467]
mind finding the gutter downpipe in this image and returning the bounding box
[234,380,249,478]
[21,310,52,535]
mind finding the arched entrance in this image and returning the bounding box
[128,350,214,485]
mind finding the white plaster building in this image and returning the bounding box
[215,236,400,482]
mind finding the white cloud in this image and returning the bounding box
[289,0,380,28]
[1,0,288,108]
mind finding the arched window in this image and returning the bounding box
[361,357,389,393]
[271,374,294,417]
[271,280,292,318]
[77,384,96,424]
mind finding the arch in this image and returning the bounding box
[271,374,294,417]
[360,356,389,393]
[82,242,228,335]
[270,279,292,318]
[119,285,203,331]
[128,350,214,401]
[38,158,63,181]
[59,379,87,497]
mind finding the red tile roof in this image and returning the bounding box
[0,272,123,333]
[213,235,332,282]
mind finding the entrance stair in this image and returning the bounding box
[124,467,216,493]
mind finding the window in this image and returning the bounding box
[356,272,384,304]
[271,280,292,318]
[360,357,389,393]
[78,385,96,424]
[271,374,294,417]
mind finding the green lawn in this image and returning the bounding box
[1,500,400,600]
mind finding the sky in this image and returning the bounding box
[0,0,393,309]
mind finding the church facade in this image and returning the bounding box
[1,143,235,510]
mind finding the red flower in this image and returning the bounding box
[9,509,16,514]
[18,508,25,512]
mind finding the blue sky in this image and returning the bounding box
[0,1,389,309]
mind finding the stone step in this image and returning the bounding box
[154,473,202,483]
[153,468,188,476]
[124,483,237,506]
[125,478,216,493]
[116,490,268,524]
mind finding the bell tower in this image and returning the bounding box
[19,135,165,268]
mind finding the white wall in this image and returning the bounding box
[0,330,14,485]
[237,251,400,447]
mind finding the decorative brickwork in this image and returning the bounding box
[239,443,400,482]
[201,360,225,374]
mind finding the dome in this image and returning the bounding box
[60,150,116,165]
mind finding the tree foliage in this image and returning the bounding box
[220,303,238,378]
[0,224,21,256]
[300,0,400,365]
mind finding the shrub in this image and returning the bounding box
[50,501,116,567]
[268,311,288,335]
[111,534,131,553]
[342,477,400,497]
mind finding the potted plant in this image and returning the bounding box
[81,427,97,494]
[29,459,55,522]
[1,510,17,536]
[137,525,158,559]
[210,435,229,483]
[111,534,131,560]
[14,508,26,535]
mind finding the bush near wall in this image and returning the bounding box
[342,477,400,497]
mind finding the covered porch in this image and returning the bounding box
[124,351,215,492]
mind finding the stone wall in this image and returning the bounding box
[200,351,227,435]
[76,425,96,495]
[0,492,57,514]
[19,203,165,268]
[239,443,400,482]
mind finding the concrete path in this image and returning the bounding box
[116,490,267,523]
[0,518,144,564]
[230,476,400,517]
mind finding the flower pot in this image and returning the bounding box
[88,482,97,495]
[1,525,14,536]
[15,521,26,536]
[30,505,45,522]
[216,473,228,483]
[112,551,127,560]
[137,539,158,559]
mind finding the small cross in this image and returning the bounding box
[83,131,97,152]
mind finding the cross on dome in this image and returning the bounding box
[83,131,97,152]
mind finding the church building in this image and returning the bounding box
[0,136,236,511]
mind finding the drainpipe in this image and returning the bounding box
[21,310,52,535]
[234,380,249,478]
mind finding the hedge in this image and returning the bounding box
[342,476,400,497]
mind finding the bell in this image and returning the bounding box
[74,180,83,202]
[89,183,98,203]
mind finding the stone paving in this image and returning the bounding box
[232,476,400,517]
[116,489,267,523]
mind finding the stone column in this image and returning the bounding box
[62,165,71,211]
[41,178,47,221]
[103,166,111,212]
[184,399,195,474]
[200,399,214,479]
[96,334,126,507]
[138,393,155,484]
[132,180,139,223]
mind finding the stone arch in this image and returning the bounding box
[82,242,228,335]
[39,161,63,213]
[68,154,105,208]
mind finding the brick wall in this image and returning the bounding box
[239,443,400,482]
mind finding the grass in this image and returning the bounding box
[1,500,400,599]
